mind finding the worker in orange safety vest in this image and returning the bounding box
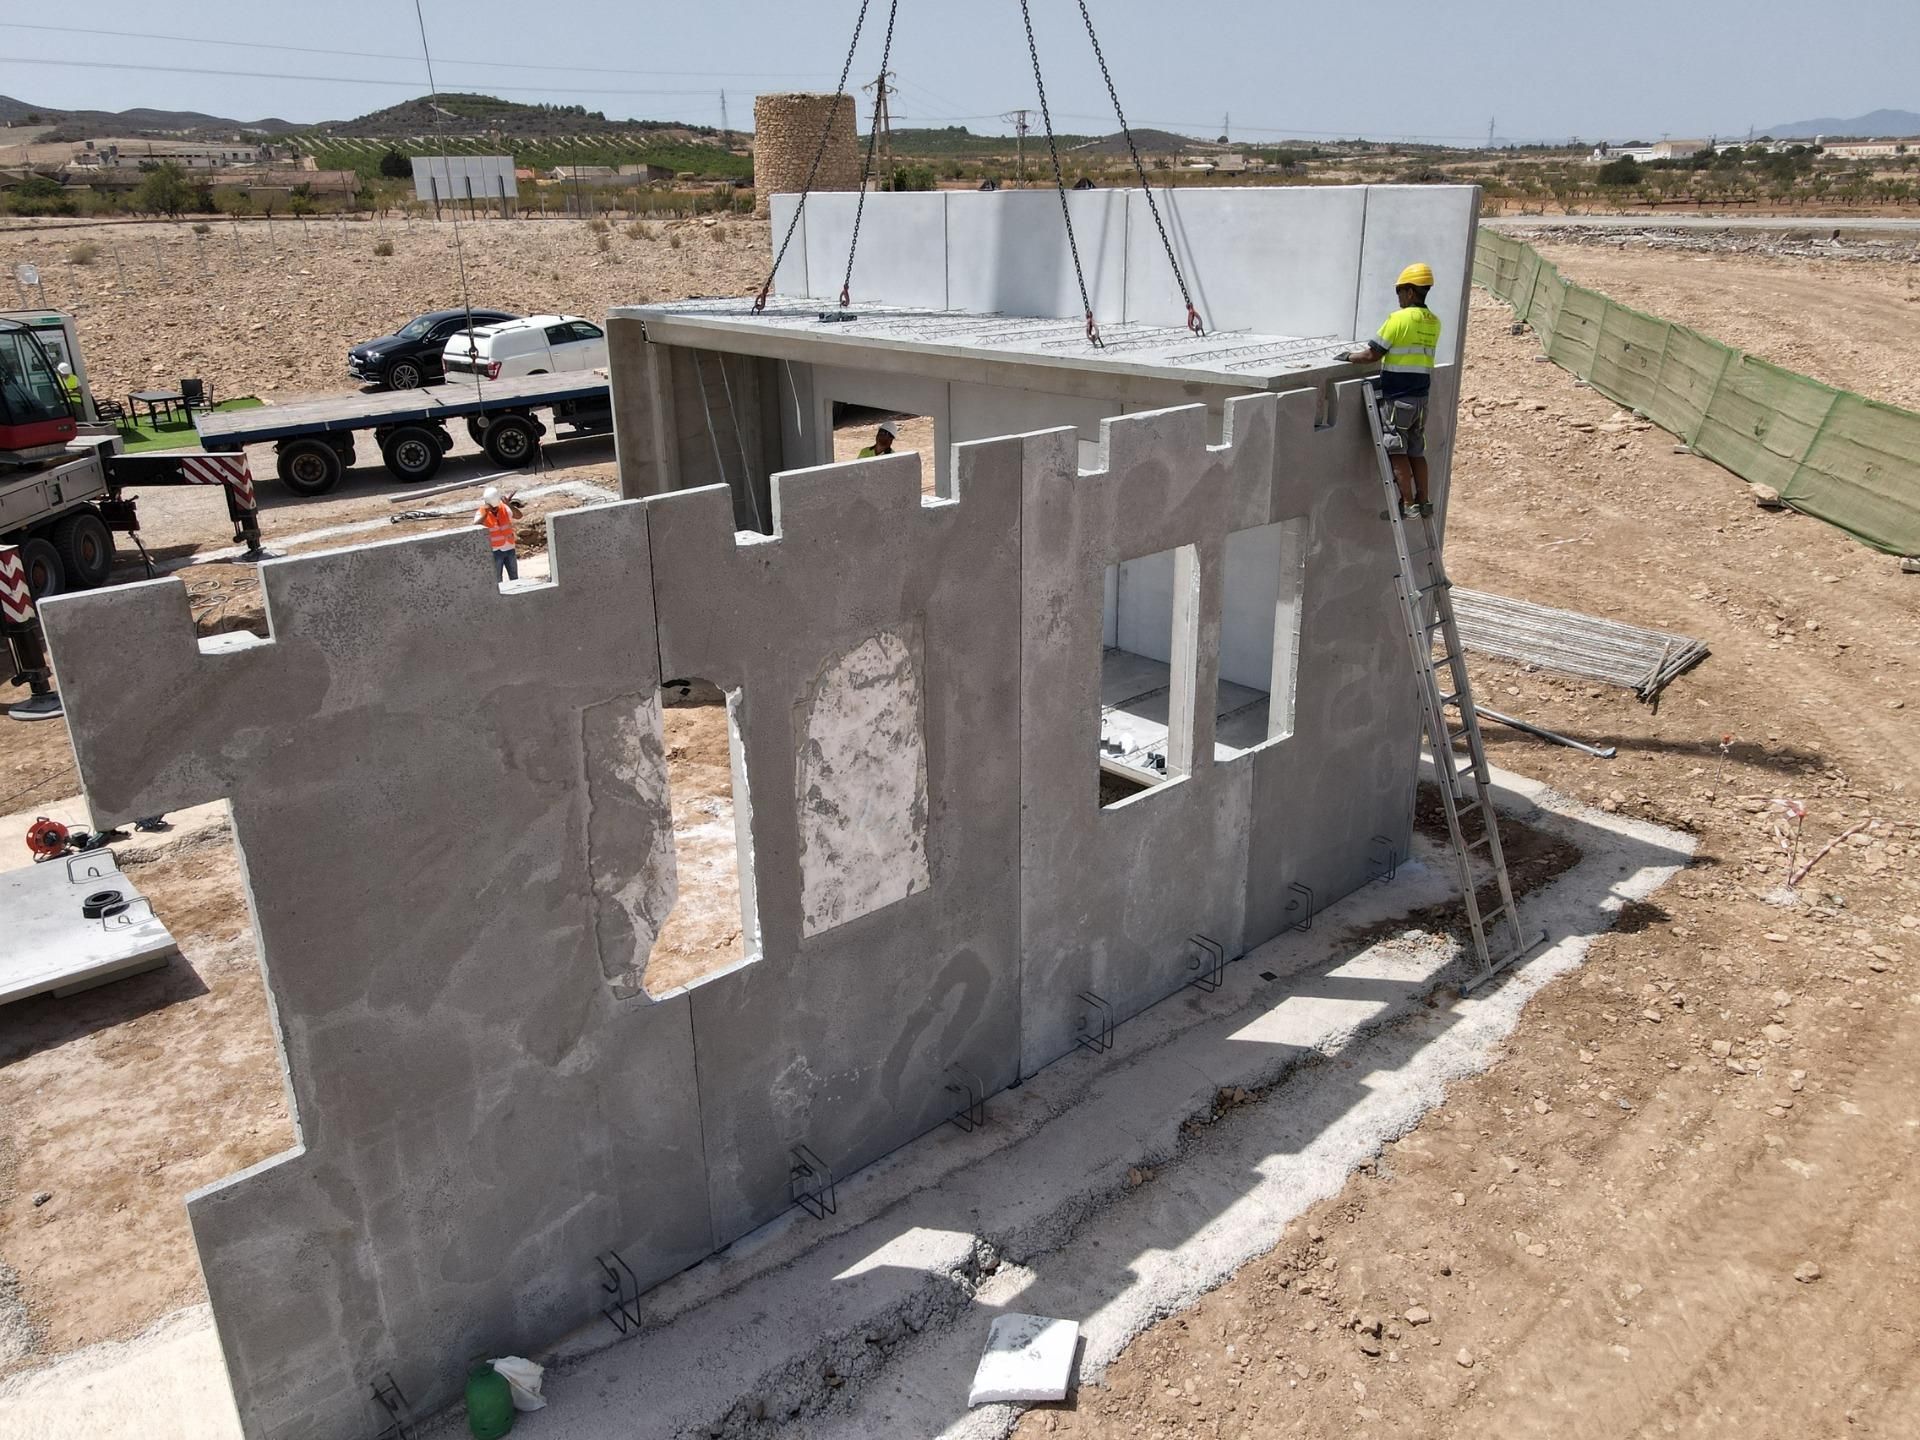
[474,485,522,581]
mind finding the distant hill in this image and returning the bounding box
[885,125,1211,159]
[1069,128,1216,156]
[0,93,296,138]
[309,93,719,146]
[1764,108,1920,140]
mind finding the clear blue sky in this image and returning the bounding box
[3,1,1915,144]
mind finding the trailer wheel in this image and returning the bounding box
[277,439,343,496]
[16,536,66,599]
[484,415,539,468]
[51,510,114,589]
[381,425,443,483]
[465,415,491,447]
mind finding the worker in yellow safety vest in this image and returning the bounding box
[857,420,897,458]
[473,485,521,581]
[1347,262,1441,517]
[56,362,81,411]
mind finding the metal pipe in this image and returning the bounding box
[1474,705,1617,758]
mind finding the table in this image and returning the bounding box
[129,389,187,426]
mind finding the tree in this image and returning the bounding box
[379,149,411,179]
[133,160,195,217]
[1596,155,1641,187]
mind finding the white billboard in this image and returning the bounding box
[411,155,518,203]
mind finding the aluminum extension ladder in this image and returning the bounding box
[1364,386,1537,989]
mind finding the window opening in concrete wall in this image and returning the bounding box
[831,402,935,496]
[1097,543,1200,809]
[1213,518,1308,756]
[643,678,759,997]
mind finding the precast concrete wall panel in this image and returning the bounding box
[645,446,1025,1242]
[1128,186,1368,340]
[1351,186,1480,365]
[38,508,715,1440]
[769,193,811,298]
[1017,400,1285,1075]
[800,190,951,310]
[1238,380,1422,943]
[943,189,1130,323]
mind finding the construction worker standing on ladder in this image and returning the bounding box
[474,485,521,582]
[1348,262,1440,517]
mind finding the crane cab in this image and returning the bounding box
[0,319,78,464]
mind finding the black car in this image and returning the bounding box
[348,308,518,390]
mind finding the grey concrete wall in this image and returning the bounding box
[42,289,1434,1440]
[39,511,715,1440]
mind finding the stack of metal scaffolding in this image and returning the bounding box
[1451,588,1709,703]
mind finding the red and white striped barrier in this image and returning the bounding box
[180,452,256,510]
[0,544,32,626]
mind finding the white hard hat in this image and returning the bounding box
[877,420,897,438]
[482,485,502,506]
[56,362,71,375]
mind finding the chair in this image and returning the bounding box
[179,377,214,410]
[93,396,126,425]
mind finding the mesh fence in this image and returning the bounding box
[1475,231,1919,555]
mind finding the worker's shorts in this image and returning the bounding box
[492,547,519,582]
[1376,393,1428,459]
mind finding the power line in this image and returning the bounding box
[0,21,831,81]
[0,52,762,99]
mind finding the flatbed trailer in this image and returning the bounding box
[192,370,614,495]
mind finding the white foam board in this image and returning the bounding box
[967,1313,1080,1406]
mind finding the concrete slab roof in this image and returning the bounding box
[617,298,1365,398]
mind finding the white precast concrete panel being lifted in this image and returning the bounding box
[411,154,518,204]
[766,184,1480,346]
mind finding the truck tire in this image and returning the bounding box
[277,438,343,496]
[17,536,65,599]
[51,510,114,589]
[381,425,443,482]
[484,415,539,468]
[386,359,424,391]
[465,415,491,447]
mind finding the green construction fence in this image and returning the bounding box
[1473,230,1920,557]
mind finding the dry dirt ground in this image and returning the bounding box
[0,214,769,404]
[4,228,1920,1438]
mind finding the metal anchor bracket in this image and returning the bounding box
[789,1144,838,1219]
[596,1249,642,1335]
[1186,933,1225,993]
[1369,835,1400,885]
[944,1063,986,1133]
[370,1372,416,1440]
[1285,881,1316,932]
[1075,990,1115,1054]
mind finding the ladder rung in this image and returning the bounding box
[1467,832,1494,850]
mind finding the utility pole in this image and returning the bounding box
[1487,116,1496,150]
[1001,108,1031,184]
[863,70,896,191]
[720,90,731,149]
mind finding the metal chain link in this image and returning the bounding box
[1073,0,1204,334]
[754,0,876,312]
[1019,0,1103,346]
[839,0,901,307]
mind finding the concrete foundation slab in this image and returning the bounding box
[0,847,176,1005]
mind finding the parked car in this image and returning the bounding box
[348,308,518,390]
[441,315,608,381]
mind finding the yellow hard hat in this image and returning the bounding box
[1397,262,1435,288]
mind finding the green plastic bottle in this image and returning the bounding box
[464,1359,514,1439]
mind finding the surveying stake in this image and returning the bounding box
[1366,386,1544,989]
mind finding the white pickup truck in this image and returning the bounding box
[442,315,609,381]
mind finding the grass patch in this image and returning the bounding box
[115,396,265,454]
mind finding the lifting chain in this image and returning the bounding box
[1073,0,1204,335]
[1018,0,1102,347]
[839,0,902,308]
[753,0,878,313]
